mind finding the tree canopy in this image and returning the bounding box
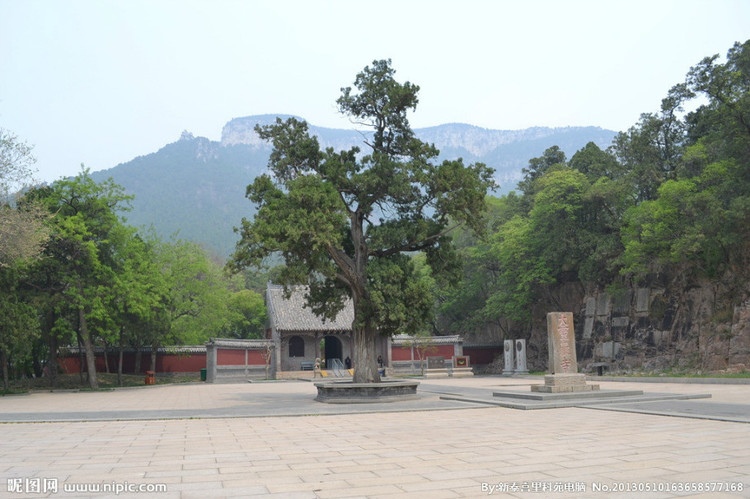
[2,166,268,389]
[435,40,750,344]
[231,59,496,382]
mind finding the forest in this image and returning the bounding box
[0,167,267,389]
[432,40,750,371]
[1,40,748,389]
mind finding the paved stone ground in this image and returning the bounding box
[0,377,748,498]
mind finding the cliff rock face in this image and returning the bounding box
[729,301,750,368]
[220,116,617,189]
[510,279,750,374]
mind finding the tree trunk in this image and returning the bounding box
[134,339,142,374]
[117,325,124,387]
[117,346,123,387]
[48,330,58,388]
[76,330,85,384]
[352,323,380,383]
[103,340,111,374]
[348,210,382,384]
[1,348,9,391]
[79,308,99,389]
[150,340,157,373]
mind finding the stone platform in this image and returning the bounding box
[452,386,712,410]
[451,367,475,378]
[422,367,475,379]
[314,379,419,403]
[531,373,599,393]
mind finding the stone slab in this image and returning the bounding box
[596,293,610,316]
[423,368,450,379]
[451,368,475,378]
[440,390,713,411]
[584,400,750,423]
[531,373,599,393]
[493,389,644,401]
[546,312,578,374]
[313,380,419,403]
[583,316,595,339]
[532,383,600,393]
[502,339,514,375]
[514,339,529,374]
[426,356,445,369]
[635,287,650,313]
[612,316,629,328]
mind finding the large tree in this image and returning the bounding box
[0,129,48,267]
[29,169,132,389]
[231,59,495,382]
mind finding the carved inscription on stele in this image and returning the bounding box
[547,312,578,374]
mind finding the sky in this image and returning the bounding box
[1,0,749,184]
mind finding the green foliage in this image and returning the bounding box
[0,267,40,389]
[619,40,750,281]
[5,40,750,383]
[90,136,270,258]
[4,171,268,385]
[221,289,267,339]
[435,39,750,336]
[231,59,495,382]
[517,145,567,196]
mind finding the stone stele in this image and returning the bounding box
[531,312,599,393]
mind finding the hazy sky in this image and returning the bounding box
[2,0,748,183]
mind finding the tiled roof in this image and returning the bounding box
[267,284,354,332]
[392,334,462,346]
[207,338,273,349]
[60,345,207,355]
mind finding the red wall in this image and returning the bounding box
[159,354,206,372]
[392,346,413,361]
[393,345,462,361]
[59,351,206,374]
[58,342,502,375]
[216,349,266,366]
[217,349,245,365]
[247,350,265,364]
[435,345,454,357]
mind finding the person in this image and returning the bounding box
[345,356,351,369]
[377,355,383,367]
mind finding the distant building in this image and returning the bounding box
[266,283,389,372]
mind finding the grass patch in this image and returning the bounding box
[3,372,201,393]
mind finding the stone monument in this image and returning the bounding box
[514,339,529,374]
[502,339,515,376]
[531,312,599,393]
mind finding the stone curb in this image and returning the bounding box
[588,375,750,384]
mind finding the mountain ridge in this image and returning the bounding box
[91,115,618,257]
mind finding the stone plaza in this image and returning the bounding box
[1,376,749,498]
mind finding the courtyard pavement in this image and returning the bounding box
[0,376,748,498]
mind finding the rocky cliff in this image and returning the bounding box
[221,115,617,191]
[505,277,750,375]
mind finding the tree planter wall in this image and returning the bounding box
[314,380,419,403]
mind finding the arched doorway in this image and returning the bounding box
[321,335,342,369]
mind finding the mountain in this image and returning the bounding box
[91,132,268,258]
[91,116,617,258]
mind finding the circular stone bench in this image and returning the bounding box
[314,380,420,403]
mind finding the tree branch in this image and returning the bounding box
[371,222,463,258]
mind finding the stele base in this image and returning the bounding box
[531,373,600,393]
